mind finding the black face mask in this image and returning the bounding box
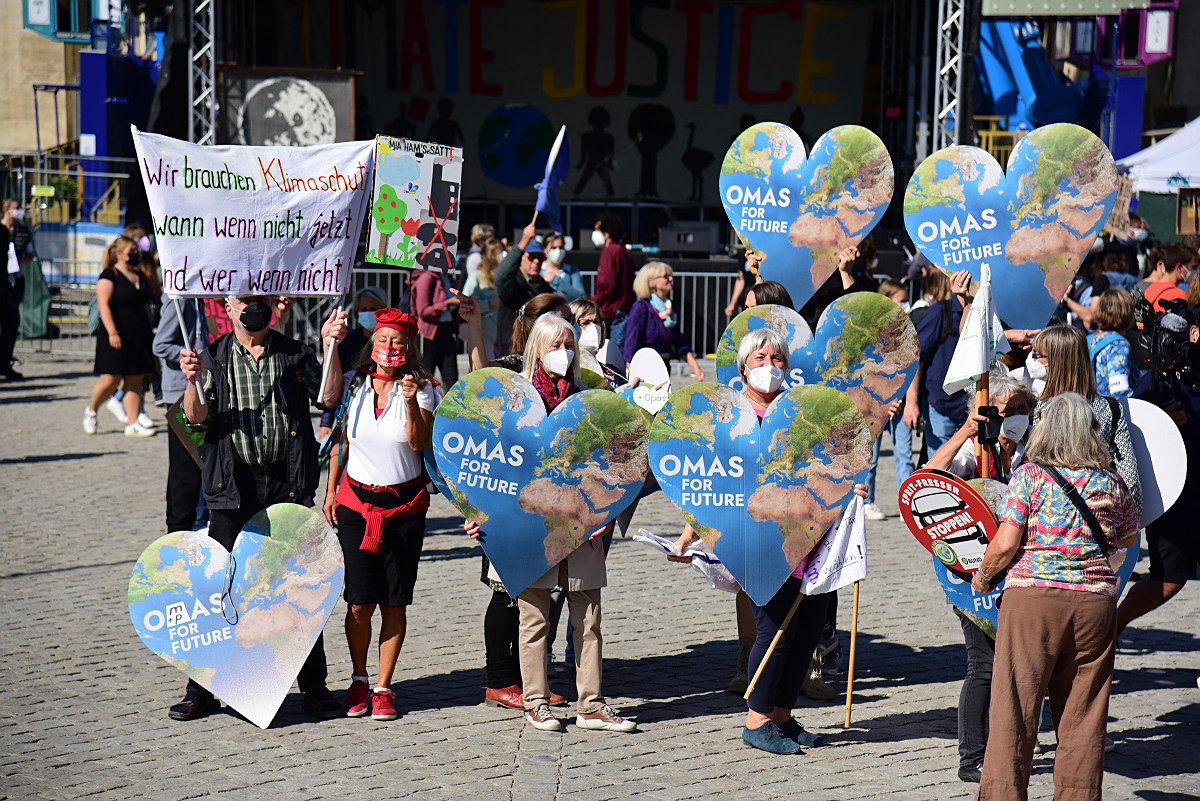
[237,300,272,332]
[127,251,141,267]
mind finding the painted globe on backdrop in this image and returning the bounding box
[478,104,556,187]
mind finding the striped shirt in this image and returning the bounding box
[201,332,322,466]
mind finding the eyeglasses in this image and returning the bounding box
[1030,350,1047,361]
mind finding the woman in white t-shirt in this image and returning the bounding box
[323,308,439,722]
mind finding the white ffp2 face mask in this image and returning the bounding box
[546,247,565,264]
[541,348,575,376]
[578,324,602,353]
[747,365,784,393]
[591,230,607,248]
[999,413,1029,442]
[1025,358,1047,380]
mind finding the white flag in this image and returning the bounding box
[943,263,1010,395]
[799,496,868,595]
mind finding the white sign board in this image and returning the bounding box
[132,127,374,297]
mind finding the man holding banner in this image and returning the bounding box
[174,296,348,720]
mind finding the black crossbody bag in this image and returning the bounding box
[1040,465,1110,559]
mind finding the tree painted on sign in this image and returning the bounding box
[374,184,405,258]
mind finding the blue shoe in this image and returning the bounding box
[742,722,802,755]
[780,718,827,747]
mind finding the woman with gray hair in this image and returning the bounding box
[973,392,1139,801]
[671,327,868,754]
[465,314,635,734]
[622,261,704,381]
[924,369,1037,784]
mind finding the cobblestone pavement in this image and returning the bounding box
[1,355,1196,801]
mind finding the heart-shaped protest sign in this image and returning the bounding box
[715,295,919,438]
[128,504,343,728]
[650,382,872,605]
[720,123,894,310]
[432,367,650,596]
[898,469,998,575]
[903,123,1118,330]
[931,478,1140,637]
[618,347,671,414]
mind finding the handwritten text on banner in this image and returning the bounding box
[132,127,375,297]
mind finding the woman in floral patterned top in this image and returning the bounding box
[1087,289,1138,399]
[972,393,1139,801]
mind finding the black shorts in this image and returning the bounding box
[336,484,427,607]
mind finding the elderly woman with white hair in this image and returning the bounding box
[464,313,635,735]
[973,392,1138,801]
[671,328,867,755]
[622,261,704,381]
[924,370,1037,784]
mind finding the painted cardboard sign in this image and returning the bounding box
[720,123,893,310]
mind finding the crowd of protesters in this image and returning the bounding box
[16,207,1190,799]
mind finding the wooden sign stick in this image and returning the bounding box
[743,591,806,700]
[843,580,861,728]
[976,371,991,479]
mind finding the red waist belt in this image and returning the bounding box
[336,475,430,554]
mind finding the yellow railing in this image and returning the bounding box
[2,146,131,227]
[89,180,123,225]
[974,116,1026,166]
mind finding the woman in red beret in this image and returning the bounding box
[323,308,439,721]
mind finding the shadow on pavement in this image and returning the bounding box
[0,451,106,466]
[1107,703,1200,781]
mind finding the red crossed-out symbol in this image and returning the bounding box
[419,194,459,272]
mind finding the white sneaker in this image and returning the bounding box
[104,396,128,424]
[525,704,564,732]
[576,704,637,732]
[83,408,98,435]
[136,412,157,429]
[124,423,156,438]
[864,502,887,521]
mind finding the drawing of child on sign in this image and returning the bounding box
[367,136,463,271]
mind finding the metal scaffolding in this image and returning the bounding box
[933,0,967,151]
[188,0,216,144]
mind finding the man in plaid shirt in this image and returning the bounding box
[176,294,348,721]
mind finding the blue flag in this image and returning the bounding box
[534,125,570,233]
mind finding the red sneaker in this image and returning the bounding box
[371,689,397,721]
[345,680,370,718]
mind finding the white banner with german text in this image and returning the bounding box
[132,127,374,297]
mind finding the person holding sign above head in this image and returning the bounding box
[972,392,1139,801]
[465,314,635,734]
[623,262,705,382]
[671,328,868,754]
[492,222,552,356]
[743,280,793,310]
[175,295,349,722]
[322,309,438,722]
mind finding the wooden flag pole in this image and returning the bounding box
[976,371,991,479]
[843,580,861,728]
[743,590,806,701]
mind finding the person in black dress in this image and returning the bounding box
[84,235,156,437]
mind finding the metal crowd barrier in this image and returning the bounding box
[19,264,739,361]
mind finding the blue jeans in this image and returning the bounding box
[925,405,965,454]
[866,417,916,502]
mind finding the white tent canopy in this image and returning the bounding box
[1118,116,1200,194]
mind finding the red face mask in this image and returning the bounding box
[372,344,407,368]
